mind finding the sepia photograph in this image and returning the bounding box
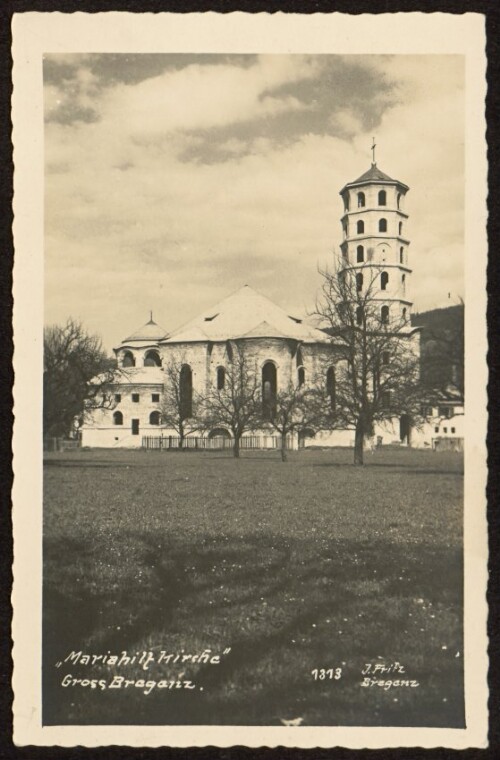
[11,12,488,748]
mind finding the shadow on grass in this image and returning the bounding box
[311,462,463,476]
[44,460,132,469]
[43,530,464,728]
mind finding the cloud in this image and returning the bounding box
[44,54,465,349]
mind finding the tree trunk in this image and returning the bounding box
[233,435,240,458]
[281,434,288,462]
[354,418,364,466]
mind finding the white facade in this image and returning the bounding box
[81,162,464,451]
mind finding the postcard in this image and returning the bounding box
[12,11,488,748]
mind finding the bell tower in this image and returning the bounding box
[339,144,412,325]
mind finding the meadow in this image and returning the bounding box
[43,447,464,726]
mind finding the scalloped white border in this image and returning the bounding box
[11,11,488,748]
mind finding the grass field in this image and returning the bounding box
[43,447,464,726]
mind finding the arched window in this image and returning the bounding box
[400,246,404,264]
[356,272,363,292]
[357,220,364,234]
[326,366,336,410]
[381,305,390,324]
[356,306,364,326]
[357,192,365,208]
[216,366,225,390]
[379,218,387,233]
[357,245,364,263]
[180,364,193,419]
[149,411,161,425]
[122,351,135,368]
[402,307,407,321]
[262,362,277,420]
[381,271,389,291]
[398,221,403,235]
[113,411,123,426]
[378,189,387,206]
[225,340,234,362]
[344,194,350,212]
[298,367,305,387]
[397,192,401,209]
[342,222,348,239]
[144,349,162,367]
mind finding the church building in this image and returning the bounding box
[81,160,463,450]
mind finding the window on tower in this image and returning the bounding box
[381,305,389,324]
[357,245,364,263]
[402,307,407,322]
[379,218,387,233]
[356,306,364,326]
[381,271,389,290]
[399,221,403,235]
[298,367,305,387]
[357,192,366,208]
[378,190,387,206]
[397,193,401,209]
[357,220,364,234]
[144,349,162,367]
[400,246,404,263]
[122,351,135,368]
[356,273,363,292]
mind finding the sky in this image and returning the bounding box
[44,53,465,352]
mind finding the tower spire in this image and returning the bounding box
[371,136,377,166]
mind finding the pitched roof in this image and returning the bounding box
[122,315,169,343]
[341,163,409,192]
[89,367,165,386]
[352,164,395,183]
[164,285,329,344]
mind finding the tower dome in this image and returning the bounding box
[123,314,168,343]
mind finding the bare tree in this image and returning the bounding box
[43,318,117,438]
[159,354,201,448]
[263,381,326,462]
[201,343,261,458]
[314,259,424,466]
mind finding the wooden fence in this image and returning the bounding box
[142,434,293,451]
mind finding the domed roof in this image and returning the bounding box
[122,314,168,343]
[352,164,395,183]
[341,163,409,192]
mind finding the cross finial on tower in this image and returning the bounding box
[371,136,377,166]
[149,310,153,322]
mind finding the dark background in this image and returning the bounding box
[0,0,498,758]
